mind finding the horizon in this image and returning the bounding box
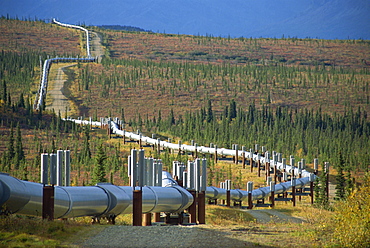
[1,0,369,40]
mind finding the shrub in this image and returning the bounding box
[331,172,370,247]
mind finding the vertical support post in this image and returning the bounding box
[194,143,198,158]
[291,179,296,207]
[132,189,143,226]
[197,191,205,224]
[188,190,197,224]
[157,138,161,155]
[261,146,266,156]
[214,145,218,164]
[314,158,319,175]
[123,130,126,144]
[226,179,231,207]
[142,213,152,226]
[42,185,54,221]
[226,190,231,207]
[270,181,275,207]
[273,161,277,183]
[255,144,259,154]
[257,158,261,177]
[265,162,270,180]
[247,181,253,209]
[325,162,330,199]
[153,213,161,222]
[235,144,238,164]
[309,173,315,205]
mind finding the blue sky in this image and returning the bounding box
[1,0,369,39]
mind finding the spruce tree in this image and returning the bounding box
[335,152,346,200]
[92,145,108,185]
[206,99,213,123]
[7,124,15,161]
[14,123,25,169]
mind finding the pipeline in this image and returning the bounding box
[69,117,314,178]
[52,18,91,58]
[0,172,193,218]
[0,170,314,219]
[34,19,96,111]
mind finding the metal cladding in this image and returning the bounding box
[64,150,71,186]
[0,173,193,218]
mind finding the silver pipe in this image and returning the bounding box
[56,150,63,186]
[41,154,48,185]
[64,150,70,186]
[50,154,57,185]
[0,173,193,218]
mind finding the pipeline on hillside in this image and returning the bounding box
[20,18,317,220]
[34,19,96,111]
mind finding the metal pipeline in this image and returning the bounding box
[0,173,193,218]
[1,169,313,218]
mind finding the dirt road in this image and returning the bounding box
[91,31,105,61]
[46,64,74,114]
[46,30,104,114]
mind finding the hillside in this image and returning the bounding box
[0,18,81,55]
[74,28,370,121]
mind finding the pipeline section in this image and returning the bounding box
[69,117,314,178]
[34,19,95,111]
[0,172,193,218]
[0,171,314,218]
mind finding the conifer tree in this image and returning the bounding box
[14,123,25,169]
[92,144,108,185]
[229,99,237,120]
[7,124,15,161]
[2,80,7,104]
[335,152,346,200]
[206,99,213,123]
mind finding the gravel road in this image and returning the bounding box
[79,208,304,248]
[80,225,272,248]
[46,65,73,114]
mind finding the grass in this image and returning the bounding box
[0,215,87,247]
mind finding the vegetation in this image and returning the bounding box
[0,17,369,247]
[0,215,86,247]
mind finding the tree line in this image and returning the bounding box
[132,100,370,173]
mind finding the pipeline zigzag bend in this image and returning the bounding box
[0,20,316,220]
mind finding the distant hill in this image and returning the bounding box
[96,25,151,32]
[0,0,369,39]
